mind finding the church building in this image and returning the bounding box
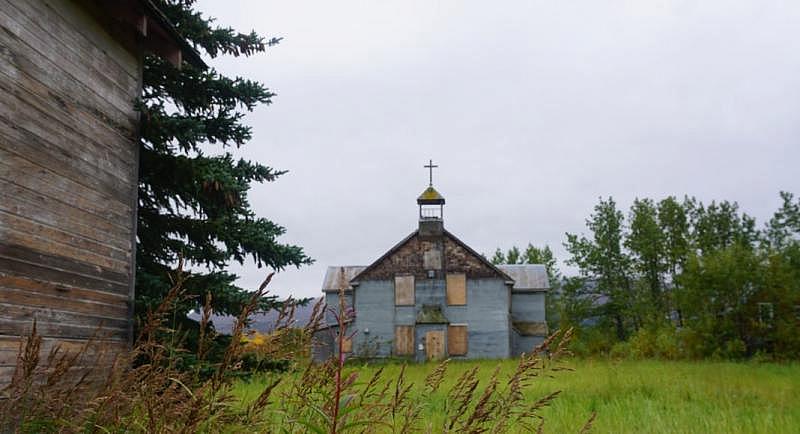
[316,162,549,361]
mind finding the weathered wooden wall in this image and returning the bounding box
[510,292,547,356]
[328,276,512,361]
[0,0,141,382]
[510,292,547,323]
[317,224,550,362]
[316,228,524,361]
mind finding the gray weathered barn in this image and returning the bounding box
[0,0,202,383]
[316,179,549,361]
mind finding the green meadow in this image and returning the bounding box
[234,359,800,433]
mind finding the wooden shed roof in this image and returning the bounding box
[90,0,206,68]
[498,264,550,292]
[321,266,367,293]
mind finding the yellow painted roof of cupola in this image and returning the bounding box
[417,186,445,204]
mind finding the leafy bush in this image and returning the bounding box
[714,339,748,360]
[570,326,618,358]
[608,340,631,359]
[626,327,683,360]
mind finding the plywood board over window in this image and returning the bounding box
[341,336,353,353]
[395,275,415,305]
[448,325,468,356]
[423,247,442,270]
[446,273,467,305]
[395,325,415,356]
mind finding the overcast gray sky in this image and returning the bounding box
[195,0,800,300]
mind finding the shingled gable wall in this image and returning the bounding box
[353,231,506,281]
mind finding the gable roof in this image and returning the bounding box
[442,228,513,281]
[321,266,367,292]
[350,228,512,283]
[349,230,417,283]
[498,264,550,292]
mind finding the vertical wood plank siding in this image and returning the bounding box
[424,330,445,361]
[0,0,141,382]
[394,275,415,306]
[394,325,414,356]
[447,325,468,356]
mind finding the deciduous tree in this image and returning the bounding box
[626,198,667,316]
[565,197,633,340]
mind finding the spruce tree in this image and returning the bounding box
[136,1,311,331]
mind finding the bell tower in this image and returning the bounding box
[417,160,445,237]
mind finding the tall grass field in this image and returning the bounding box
[234,359,800,433]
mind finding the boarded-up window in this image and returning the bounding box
[341,336,353,353]
[448,325,468,356]
[395,325,415,356]
[423,247,442,270]
[395,275,415,305]
[446,273,466,305]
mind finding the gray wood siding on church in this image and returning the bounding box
[0,0,141,381]
[334,277,512,360]
[511,292,546,322]
[446,278,510,359]
[316,227,548,362]
[512,331,545,356]
[350,280,395,357]
[510,292,547,356]
[323,291,352,324]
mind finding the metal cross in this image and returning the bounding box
[424,159,438,186]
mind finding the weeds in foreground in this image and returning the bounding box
[0,270,585,433]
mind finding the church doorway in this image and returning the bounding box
[425,330,446,361]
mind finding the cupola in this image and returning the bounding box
[417,160,445,237]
